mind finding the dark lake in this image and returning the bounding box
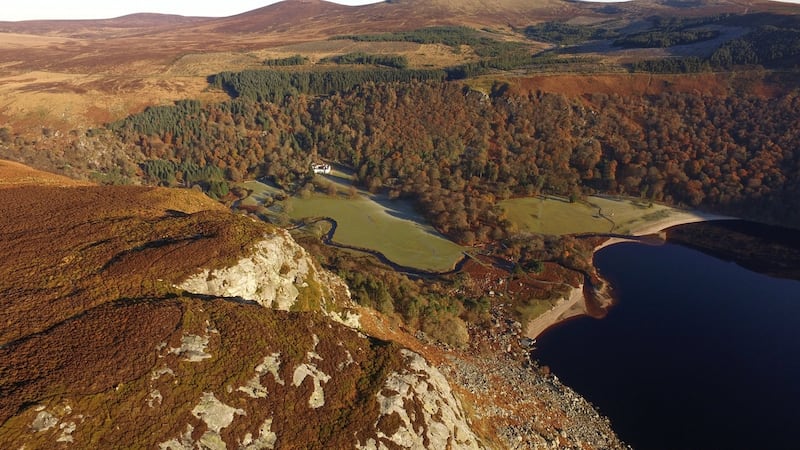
[533,222,800,450]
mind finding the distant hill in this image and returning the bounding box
[0,13,210,37]
[3,0,793,39]
[0,0,797,130]
[201,0,574,35]
[206,0,359,34]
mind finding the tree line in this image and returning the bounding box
[333,26,533,64]
[264,55,309,66]
[629,57,711,74]
[332,26,522,56]
[523,15,729,47]
[208,69,446,102]
[630,17,800,73]
[523,22,616,45]
[614,29,719,49]
[711,25,800,69]
[140,159,229,199]
[321,52,409,69]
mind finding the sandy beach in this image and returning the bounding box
[525,285,585,339]
[594,209,736,251]
[525,209,736,339]
[629,209,734,236]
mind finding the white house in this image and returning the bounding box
[312,163,331,175]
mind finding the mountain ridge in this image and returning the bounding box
[0,0,797,132]
[4,0,792,38]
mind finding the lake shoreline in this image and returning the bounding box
[524,284,586,340]
[533,224,800,450]
[525,209,735,339]
[593,210,736,252]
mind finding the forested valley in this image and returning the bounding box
[5,16,800,248]
[2,14,800,348]
[97,77,800,245]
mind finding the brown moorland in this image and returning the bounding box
[505,71,797,100]
[0,159,92,187]
[0,164,266,345]
[0,162,412,448]
[0,296,413,448]
[1,0,794,132]
[0,161,627,448]
[3,0,800,444]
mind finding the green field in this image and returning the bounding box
[237,175,465,271]
[287,192,466,271]
[236,180,284,208]
[501,195,677,235]
[299,168,466,272]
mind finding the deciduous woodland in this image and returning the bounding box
[4,16,800,248]
[103,78,800,244]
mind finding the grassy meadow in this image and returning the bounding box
[237,170,466,272]
[501,195,677,235]
[287,192,466,272]
[236,180,285,208]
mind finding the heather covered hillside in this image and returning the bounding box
[0,162,624,448]
[0,163,474,448]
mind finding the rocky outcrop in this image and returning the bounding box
[176,229,357,322]
[432,302,629,449]
[361,349,483,450]
[187,393,246,449]
[167,233,488,448]
[177,229,317,310]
